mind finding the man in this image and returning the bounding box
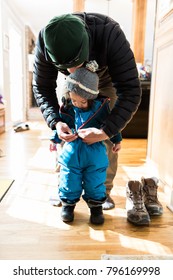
[32,13,141,210]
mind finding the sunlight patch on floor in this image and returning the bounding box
[113,207,127,217]
[119,234,172,255]
[28,146,56,170]
[121,163,159,181]
[6,195,71,230]
[89,227,106,242]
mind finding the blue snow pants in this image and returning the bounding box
[58,138,109,204]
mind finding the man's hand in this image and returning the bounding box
[56,122,78,142]
[77,127,109,145]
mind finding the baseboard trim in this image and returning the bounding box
[101,254,173,260]
[167,205,173,212]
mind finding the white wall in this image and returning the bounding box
[85,0,133,43]
[1,0,26,128]
[144,0,157,65]
[85,0,156,64]
[147,0,173,210]
[0,0,4,96]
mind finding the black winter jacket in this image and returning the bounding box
[32,12,141,138]
[50,97,122,144]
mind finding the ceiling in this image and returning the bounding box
[7,0,75,35]
[5,0,102,34]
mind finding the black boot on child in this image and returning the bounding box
[61,204,75,222]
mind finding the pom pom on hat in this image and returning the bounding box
[43,14,89,69]
[66,61,99,100]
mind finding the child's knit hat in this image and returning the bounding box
[66,60,99,100]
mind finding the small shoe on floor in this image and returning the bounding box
[102,195,115,210]
[49,196,62,207]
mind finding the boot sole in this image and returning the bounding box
[61,215,74,223]
[90,220,104,225]
[146,207,163,216]
[127,217,150,226]
[90,217,104,225]
[61,218,74,223]
[148,211,163,216]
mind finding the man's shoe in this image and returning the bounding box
[102,195,115,210]
[49,196,62,207]
[141,177,163,216]
[126,180,150,225]
[61,205,75,222]
[90,206,104,225]
[49,191,62,207]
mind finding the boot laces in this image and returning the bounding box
[130,190,145,211]
[144,185,158,203]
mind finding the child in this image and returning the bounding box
[55,61,122,225]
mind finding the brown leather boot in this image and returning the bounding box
[126,180,150,225]
[141,177,163,216]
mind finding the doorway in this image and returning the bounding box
[9,22,24,125]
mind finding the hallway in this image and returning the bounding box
[0,122,172,260]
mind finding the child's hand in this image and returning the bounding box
[112,143,121,153]
[56,122,78,142]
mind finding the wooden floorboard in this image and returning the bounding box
[0,121,173,260]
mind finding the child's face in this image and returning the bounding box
[69,92,88,109]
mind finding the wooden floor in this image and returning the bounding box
[0,121,173,260]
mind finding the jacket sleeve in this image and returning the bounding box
[32,30,62,130]
[50,130,62,144]
[101,23,142,138]
[110,132,122,144]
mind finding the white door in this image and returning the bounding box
[9,23,24,124]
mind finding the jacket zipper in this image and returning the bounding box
[78,97,110,130]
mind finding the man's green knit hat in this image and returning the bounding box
[43,14,89,69]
